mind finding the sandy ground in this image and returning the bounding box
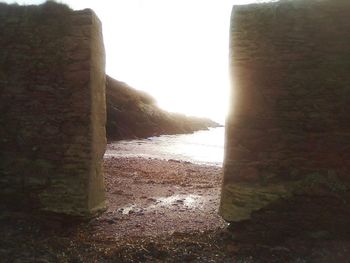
[2,157,350,262]
[92,157,227,240]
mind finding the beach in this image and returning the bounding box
[2,156,350,262]
[96,157,226,239]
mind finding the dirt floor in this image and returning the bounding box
[1,157,350,262]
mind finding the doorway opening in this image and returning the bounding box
[88,0,233,239]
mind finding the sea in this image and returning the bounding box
[104,127,225,167]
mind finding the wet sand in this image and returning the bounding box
[92,157,227,240]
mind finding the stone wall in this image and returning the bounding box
[0,2,106,216]
[220,0,350,222]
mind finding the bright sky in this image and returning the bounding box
[4,0,270,123]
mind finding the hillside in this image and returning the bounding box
[106,76,220,141]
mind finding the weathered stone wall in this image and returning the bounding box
[220,0,350,222]
[0,2,106,216]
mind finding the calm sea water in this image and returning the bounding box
[104,127,225,166]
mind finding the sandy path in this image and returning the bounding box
[89,157,227,240]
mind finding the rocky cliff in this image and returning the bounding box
[106,76,220,141]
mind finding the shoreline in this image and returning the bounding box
[103,154,223,167]
[106,125,224,143]
[105,126,225,168]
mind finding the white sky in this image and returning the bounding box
[3,0,270,123]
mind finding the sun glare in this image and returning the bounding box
[96,0,235,124]
[3,0,270,123]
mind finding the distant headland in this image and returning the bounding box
[106,75,222,141]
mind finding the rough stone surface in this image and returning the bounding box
[220,0,350,222]
[0,2,106,217]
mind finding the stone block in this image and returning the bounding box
[0,3,106,217]
[220,0,350,222]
